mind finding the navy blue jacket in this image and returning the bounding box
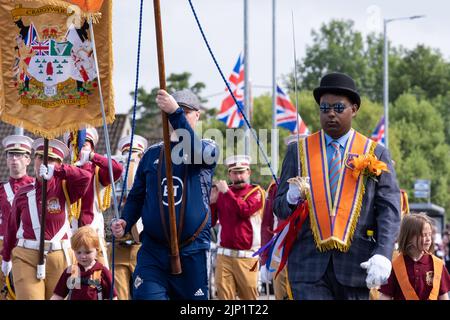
[121,108,218,253]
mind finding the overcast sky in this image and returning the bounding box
[111,0,450,114]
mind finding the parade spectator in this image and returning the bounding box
[378,213,450,300]
[274,72,401,299]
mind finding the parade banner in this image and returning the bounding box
[0,0,114,138]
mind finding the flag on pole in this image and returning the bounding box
[370,116,385,146]
[275,85,309,134]
[0,0,114,139]
[216,53,245,128]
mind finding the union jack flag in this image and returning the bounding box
[24,23,39,46]
[370,116,385,146]
[275,85,309,134]
[216,54,245,128]
[31,40,50,56]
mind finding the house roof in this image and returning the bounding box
[0,114,131,182]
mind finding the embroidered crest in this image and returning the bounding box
[426,271,434,286]
[47,197,61,214]
[13,19,96,107]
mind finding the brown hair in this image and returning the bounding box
[71,226,100,251]
[397,213,435,256]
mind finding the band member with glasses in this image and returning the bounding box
[274,72,401,300]
[0,135,34,299]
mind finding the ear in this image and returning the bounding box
[351,104,358,118]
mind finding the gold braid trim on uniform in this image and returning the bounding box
[95,166,112,212]
[243,185,266,216]
[69,130,79,164]
[5,275,16,300]
[62,179,81,222]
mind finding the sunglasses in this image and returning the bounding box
[319,102,351,114]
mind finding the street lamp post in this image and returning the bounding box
[383,15,425,150]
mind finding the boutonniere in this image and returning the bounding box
[350,154,389,181]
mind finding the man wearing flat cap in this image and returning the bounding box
[274,72,401,299]
[0,135,34,299]
[1,138,91,300]
[210,155,264,300]
[111,89,218,300]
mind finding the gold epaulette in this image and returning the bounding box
[243,185,266,216]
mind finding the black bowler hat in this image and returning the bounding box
[313,72,361,108]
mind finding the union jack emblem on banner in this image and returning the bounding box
[275,85,309,134]
[216,53,245,128]
[31,40,50,56]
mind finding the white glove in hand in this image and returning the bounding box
[360,254,392,289]
[286,183,301,205]
[1,260,12,276]
[39,164,55,180]
[74,150,91,167]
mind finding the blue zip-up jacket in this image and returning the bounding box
[121,108,218,253]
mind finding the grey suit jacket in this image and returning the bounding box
[274,131,401,287]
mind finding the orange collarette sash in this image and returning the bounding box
[392,254,444,300]
[299,129,376,252]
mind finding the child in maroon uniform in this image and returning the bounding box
[51,226,117,300]
[379,213,450,300]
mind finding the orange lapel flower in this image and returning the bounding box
[351,154,389,181]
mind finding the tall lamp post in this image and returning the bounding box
[383,15,425,149]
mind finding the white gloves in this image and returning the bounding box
[287,183,302,205]
[360,254,392,288]
[1,260,12,276]
[74,150,91,167]
[39,164,55,180]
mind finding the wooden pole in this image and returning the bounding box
[153,0,181,274]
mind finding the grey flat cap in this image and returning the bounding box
[172,89,201,111]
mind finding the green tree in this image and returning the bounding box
[289,20,384,102]
[390,45,450,103]
[389,94,450,210]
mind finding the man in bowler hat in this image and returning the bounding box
[274,72,401,299]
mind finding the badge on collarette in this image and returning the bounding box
[344,153,359,170]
